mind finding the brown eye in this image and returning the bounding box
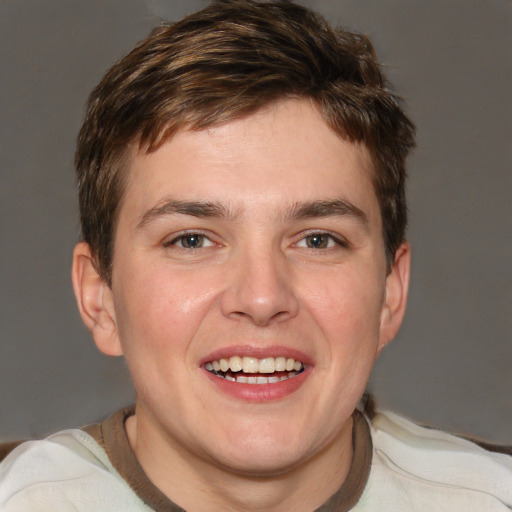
[170,233,214,249]
[296,232,348,250]
[180,234,204,248]
[305,234,329,248]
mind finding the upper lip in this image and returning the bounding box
[199,345,313,366]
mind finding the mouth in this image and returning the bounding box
[204,356,305,384]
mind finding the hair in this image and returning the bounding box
[76,0,415,284]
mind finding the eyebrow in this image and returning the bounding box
[137,199,239,228]
[284,199,369,227]
[137,198,368,229]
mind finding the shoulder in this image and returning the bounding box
[358,411,512,511]
[0,428,147,511]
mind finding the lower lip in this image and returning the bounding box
[204,368,310,402]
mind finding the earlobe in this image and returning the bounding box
[378,242,411,353]
[71,242,123,356]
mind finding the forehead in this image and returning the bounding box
[121,99,379,225]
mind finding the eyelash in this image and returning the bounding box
[163,230,348,252]
[295,231,349,250]
[163,231,216,249]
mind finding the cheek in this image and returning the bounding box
[113,265,221,357]
[301,265,385,357]
[304,266,384,326]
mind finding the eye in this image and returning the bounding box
[296,232,345,249]
[167,233,215,249]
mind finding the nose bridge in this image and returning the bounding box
[221,237,299,326]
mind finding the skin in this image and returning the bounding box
[73,99,410,512]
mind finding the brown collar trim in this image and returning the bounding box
[315,410,373,511]
[85,406,372,512]
[98,406,184,511]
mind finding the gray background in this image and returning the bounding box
[0,0,510,443]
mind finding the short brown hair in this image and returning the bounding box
[76,0,415,283]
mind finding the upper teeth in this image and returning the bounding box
[206,356,303,374]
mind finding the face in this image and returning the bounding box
[75,99,409,477]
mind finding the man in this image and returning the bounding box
[0,1,510,510]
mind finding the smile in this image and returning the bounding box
[204,356,305,384]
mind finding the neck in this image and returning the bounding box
[126,410,355,512]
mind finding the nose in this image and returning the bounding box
[220,246,299,326]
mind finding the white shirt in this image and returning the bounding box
[0,410,510,511]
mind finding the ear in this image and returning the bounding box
[378,242,411,353]
[71,242,123,356]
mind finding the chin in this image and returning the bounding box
[198,423,317,477]
[212,446,309,478]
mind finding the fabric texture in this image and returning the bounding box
[0,407,510,511]
[79,407,372,511]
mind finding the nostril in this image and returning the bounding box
[229,308,294,327]
[219,257,300,325]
